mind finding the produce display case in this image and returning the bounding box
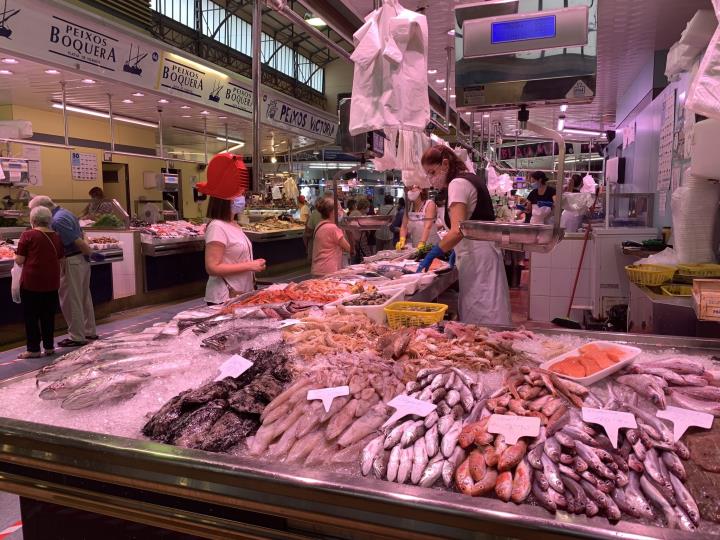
[0,329,717,540]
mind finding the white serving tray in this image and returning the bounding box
[540,341,642,386]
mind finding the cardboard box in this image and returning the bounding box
[692,279,720,321]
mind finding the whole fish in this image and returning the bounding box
[419,458,444,488]
[445,389,461,407]
[527,443,544,470]
[669,472,700,526]
[386,444,402,482]
[546,488,568,510]
[437,414,455,435]
[631,365,686,385]
[628,453,644,473]
[574,441,615,480]
[287,430,325,463]
[679,374,710,387]
[396,447,414,484]
[531,480,557,512]
[623,405,674,444]
[384,420,414,449]
[61,372,149,410]
[560,425,595,446]
[499,441,527,472]
[424,424,439,458]
[661,451,686,481]
[458,384,475,412]
[337,404,388,447]
[400,420,426,448]
[673,385,720,400]
[528,394,554,412]
[442,446,465,487]
[624,472,655,520]
[668,390,720,415]
[361,435,384,476]
[441,421,462,458]
[511,457,533,503]
[559,464,581,482]
[543,437,562,462]
[325,399,359,440]
[615,375,666,408]
[495,471,513,502]
[535,471,550,491]
[483,445,498,468]
[645,358,704,375]
[553,431,576,449]
[580,479,609,509]
[372,450,390,479]
[424,411,439,429]
[640,474,677,529]
[674,507,697,532]
[540,453,564,493]
[584,500,600,518]
[410,438,429,484]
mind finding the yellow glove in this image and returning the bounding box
[395,238,406,250]
[417,241,426,250]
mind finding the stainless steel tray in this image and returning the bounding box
[460,221,564,252]
[339,215,393,231]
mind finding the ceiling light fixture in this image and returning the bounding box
[218,116,227,119]
[557,117,565,131]
[226,143,244,152]
[122,99,133,104]
[428,69,437,74]
[51,103,158,128]
[560,104,568,112]
[200,110,209,115]
[271,156,278,164]
[0,69,13,75]
[465,112,471,115]
[450,94,456,98]
[158,98,169,104]
[132,92,144,97]
[215,136,244,146]
[45,69,60,75]
[81,78,96,84]
[180,105,191,109]
[305,16,327,27]
[563,127,603,137]
[483,113,490,118]
[448,29,455,36]
[1,58,18,64]
[436,78,445,84]
[181,115,191,118]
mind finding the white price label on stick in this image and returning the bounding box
[657,406,713,442]
[215,354,253,381]
[487,414,541,445]
[582,407,637,448]
[307,386,350,412]
[383,395,437,428]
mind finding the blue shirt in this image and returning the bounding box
[51,207,83,254]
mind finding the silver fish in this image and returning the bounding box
[560,425,596,446]
[419,458,444,488]
[661,451,686,481]
[669,472,700,526]
[444,372,456,390]
[540,453,564,493]
[640,474,677,529]
[527,443,544,470]
[442,446,465,487]
[559,464,581,482]
[384,420,413,449]
[429,372,448,390]
[424,424,439,458]
[580,479,609,509]
[624,472,655,520]
[451,368,476,388]
[615,375,667,408]
[631,365,686,385]
[441,420,462,458]
[679,374,710,387]
[623,405,674,444]
[674,506,697,532]
[430,387,447,403]
[437,414,455,435]
[574,441,614,480]
[400,420,426,448]
[396,447,414,484]
[543,436,562,462]
[423,411,439,429]
[646,358,704,375]
[546,487,567,509]
[458,384,475,412]
[372,450,390,479]
[531,480,556,512]
[386,444,402,482]
[361,435,384,476]
[445,389,461,407]
[61,372,149,410]
[553,431,576,449]
[644,448,672,497]
[674,385,720,400]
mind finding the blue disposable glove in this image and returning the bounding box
[89,252,106,262]
[417,245,446,273]
[448,250,456,268]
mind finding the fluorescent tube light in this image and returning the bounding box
[51,103,158,128]
[563,127,603,137]
[215,136,244,146]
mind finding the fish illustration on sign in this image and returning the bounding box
[123,44,147,76]
[209,82,223,103]
[0,0,20,39]
[266,99,278,120]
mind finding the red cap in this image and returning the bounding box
[298,195,306,203]
[196,153,249,200]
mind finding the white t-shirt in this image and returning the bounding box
[447,177,478,259]
[204,219,254,303]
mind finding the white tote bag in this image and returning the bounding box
[10,263,21,303]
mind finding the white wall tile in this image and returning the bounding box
[530,296,551,322]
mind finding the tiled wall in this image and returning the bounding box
[529,236,594,323]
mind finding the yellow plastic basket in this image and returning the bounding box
[384,301,448,329]
[660,284,693,297]
[625,264,676,287]
[677,264,720,278]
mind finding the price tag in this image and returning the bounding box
[277,319,302,328]
[657,406,713,442]
[382,395,437,428]
[215,354,253,381]
[487,414,541,445]
[307,386,350,412]
[582,407,637,448]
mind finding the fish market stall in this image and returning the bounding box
[0,296,719,540]
[242,220,307,267]
[139,222,207,292]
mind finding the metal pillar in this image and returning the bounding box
[444,46,452,132]
[108,94,115,153]
[252,0,263,192]
[203,117,208,163]
[224,123,229,152]
[60,81,69,146]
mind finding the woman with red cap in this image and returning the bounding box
[197,153,266,304]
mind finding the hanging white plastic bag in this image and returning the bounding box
[581,174,597,193]
[486,164,499,193]
[530,205,552,225]
[686,0,720,121]
[10,263,21,304]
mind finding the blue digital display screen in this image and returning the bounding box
[491,15,557,44]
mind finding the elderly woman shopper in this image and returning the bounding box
[15,206,64,358]
[311,196,351,276]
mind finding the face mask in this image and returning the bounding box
[407,190,420,201]
[428,168,448,189]
[231,196,246,215]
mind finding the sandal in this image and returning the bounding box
[58,339,86,348]
[17,351,42,359]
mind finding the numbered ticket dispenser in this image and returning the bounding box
[454,1,597,111]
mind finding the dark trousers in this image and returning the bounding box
[21,288,59,352]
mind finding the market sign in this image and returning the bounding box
[262,93,338,141]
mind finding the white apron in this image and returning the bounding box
[456,238,512,326]
[407,200,440,247]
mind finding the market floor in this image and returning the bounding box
[0,492,21,540]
